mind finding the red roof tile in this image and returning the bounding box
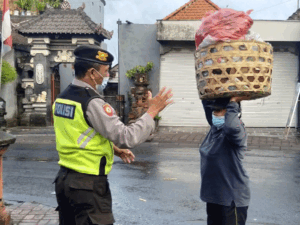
[163,0,220,21]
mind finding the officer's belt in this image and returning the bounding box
[60,156,107,177]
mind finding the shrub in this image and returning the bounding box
[1,60,17,85]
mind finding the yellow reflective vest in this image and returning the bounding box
[52,85,114,175]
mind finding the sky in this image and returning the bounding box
[103,0,299,66]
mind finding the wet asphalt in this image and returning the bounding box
[2,130,300,225]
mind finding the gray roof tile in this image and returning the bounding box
[17,8,112,39]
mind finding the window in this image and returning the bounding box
[99,6,101,12]
[92,2,94,5]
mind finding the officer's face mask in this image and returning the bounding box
[91,68,109,89]
[212,114,225,128]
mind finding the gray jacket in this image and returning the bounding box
[199,101,251,207]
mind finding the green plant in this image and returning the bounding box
[35,0,46,11]
[126,62,154,79]
[49,0,61,8]
[14,0,27,9]
[1,60,17,85]
[24,0,33,10]
[154,115,161,120]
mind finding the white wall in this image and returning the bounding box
[157,20,300,42]
[0,49,17,125]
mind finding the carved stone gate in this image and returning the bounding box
[15,4,113,126]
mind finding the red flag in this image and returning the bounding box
[2,0,12,56]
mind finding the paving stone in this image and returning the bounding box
[19,223,39,225]
[19,210,32,215]
[10,214,26,220]
[11,209,23,214]
[43,215,58,220]
[31,210,50,214]
[19,219,40,223]
[37,220,51,225]
[46,219,59,225]
[179,134,189,140]
[33,215,45,220]
[23,215,35,220]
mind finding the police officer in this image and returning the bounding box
[53,45,173,225]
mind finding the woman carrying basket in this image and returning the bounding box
[200,96,250,225]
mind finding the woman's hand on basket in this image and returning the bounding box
[230,96,251,102]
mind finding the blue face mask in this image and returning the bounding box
[100,77,109,89]
[93,68,109,91]
[212,114,225,128]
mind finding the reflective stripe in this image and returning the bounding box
[77,127,92,145]
[80,130,97,149]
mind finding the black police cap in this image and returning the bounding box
[74,45,114,66]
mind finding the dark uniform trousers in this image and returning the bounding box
[54,166,114,225]
[206,201,248,225]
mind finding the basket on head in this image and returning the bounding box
[195,40,273,100]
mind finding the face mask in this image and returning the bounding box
[100,77,109,89]
[212,114,225,128]
[91,68,109,88]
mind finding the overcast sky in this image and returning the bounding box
[103,0,299,65]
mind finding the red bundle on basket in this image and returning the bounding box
[195,8,254,49]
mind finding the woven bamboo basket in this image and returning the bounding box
[195,40,273,100]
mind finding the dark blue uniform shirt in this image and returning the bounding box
[199,101,251,207]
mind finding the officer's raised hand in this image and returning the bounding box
[147,87,173,119]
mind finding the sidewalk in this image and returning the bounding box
[7,125,300,151]
[150,126,300,151]
[5,201,58,225]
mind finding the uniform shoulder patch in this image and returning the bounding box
[103,103,113,117]
[54,102,75,119]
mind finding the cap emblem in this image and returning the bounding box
[96,51,108,62]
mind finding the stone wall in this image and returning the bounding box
[118,23,160,123]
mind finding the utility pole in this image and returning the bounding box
[298,0,299,10]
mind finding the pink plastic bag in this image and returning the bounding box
[195,8,253,49]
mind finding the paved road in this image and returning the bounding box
[3,132,300,225]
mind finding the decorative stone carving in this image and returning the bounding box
[29,58,34,68]
[61,0,71,10]
[36,91,47,103]
[30,95,37,103]
[46,3,54,9]
[35,64,45,84]
[78,2,85,11]
[28,38,50,44]
[54,50,75,62]
[21,78,34,89]
[31,49,51,56]
[72,38,95,45]
[24,86,34,102]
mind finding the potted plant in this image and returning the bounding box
[126,62,154,80]
[24,0,33,16]
[14,0,26,15]
[13,8,20,16]
[12,6,21,16]
[30,0,38,15]
[35,0,46,14]
[50,0,61,8]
